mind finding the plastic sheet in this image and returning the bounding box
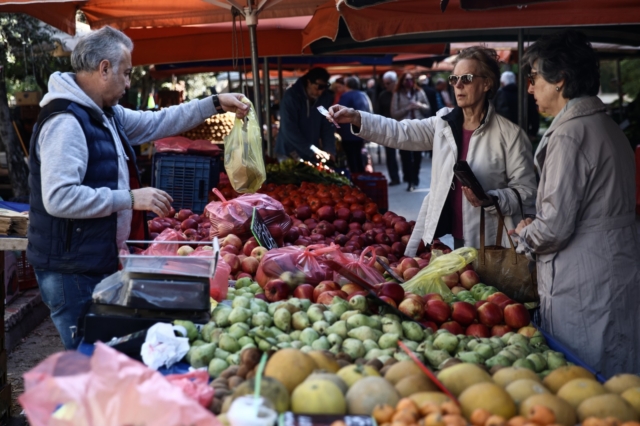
[19,343,221,426]
[326,246,385,286]
[255,244,334,287]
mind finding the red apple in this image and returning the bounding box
[177,209,194,221]
[440,321,465,335]
[504,304,532,329]
[441,272,459,289]
[221,234,243,252]
[403,267,420,281]
[264,279,290,302]
[398,257,419,274]
[240,256,259,276]
[491,325,513,337]
[420,320,438,333]
[466,323,490,338]
[313,281,340,302]
[477,302,504,327]
[496,297,516,311]
[379,295,397,308]
[236,272,252,280]
[316,205,335,222]
[451,286,466,295]
[459,270,480,290]
[296,205,312,220]
[341,283,365,296]
[250,246,268,262]
[398,298,424,320]
[243,238,259,256]
[517,325,537,338]
[422,293,444,303]
[487,292,511,305]
[475,300,488,309]
[316,290,348,305]
[220,245,239,256]
[293,284,315,300]
[425,299,451,324]
[376,282,405,305]
[222,253,240,274]
[451,301,477,326]
[254,293,268,301]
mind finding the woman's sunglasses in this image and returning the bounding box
[528,72,538,86]
[448,74,484,85]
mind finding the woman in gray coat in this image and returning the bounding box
[514,30,640,377]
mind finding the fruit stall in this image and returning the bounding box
[35,153,634,426]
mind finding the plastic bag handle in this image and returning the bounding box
[307,243,340,256]
[360,246,377,266]
[211,188,228,203]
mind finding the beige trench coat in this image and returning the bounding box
[356,105,537,256]
[519,97,640,377]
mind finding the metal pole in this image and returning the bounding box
[517,28,525,129]
[247,13,263,133]
[277,57,284,102]
[263,58,273,157]
[616,58,625,120]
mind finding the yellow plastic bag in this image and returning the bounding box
[402,247,478,300]
[223,100,266,193]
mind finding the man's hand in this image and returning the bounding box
[131,188,173,217]
[328,105,361,127]
[218,93,250,119]
[509,218,534,236]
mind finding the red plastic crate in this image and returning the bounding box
[351,172,389,213]
[17,252,37,291]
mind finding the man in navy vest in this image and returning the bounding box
[28,26,249,349]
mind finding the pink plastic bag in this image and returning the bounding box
[19,343,221,426]
[165,370,214,408]
[255,244,335,287]
[142,228,186,256]
[205,188,292,244]
[154,136,193,153]
[210,257,231,301]
[327,246,385,286]
[187,139,222,157]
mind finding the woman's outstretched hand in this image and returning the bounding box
[328,105,362,127]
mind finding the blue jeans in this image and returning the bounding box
[34,269,109,350]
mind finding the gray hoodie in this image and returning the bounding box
[36,72,216,248]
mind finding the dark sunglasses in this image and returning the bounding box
[448,74,484,85]
[314,81,328,90]
[528,71,539,86]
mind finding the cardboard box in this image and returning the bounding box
[14,91,42,106]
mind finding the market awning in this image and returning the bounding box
[0,0,84,34]
[301,0,640,53]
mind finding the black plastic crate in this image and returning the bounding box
[152,153,220,213]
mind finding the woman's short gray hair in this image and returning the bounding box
[71,26,133,73]
[453,46,501,100]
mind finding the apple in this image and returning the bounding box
[466,323,490,338]
[264,279,290,302]
[236,272,252,280]
[398,298,424,320]
[316,205,335,222]
[221,234,243,252]
[451,301,477,326]
[177,209,194,221]
[475,300,488,309]
[495,297,516,311]
[222,253,240,274]
[316,290,349,305]
[313,281,340,302]
[341,283,365,296]
[459,270,480,290]
[398,257,419,274]
[293,284,315,300]
[379,295,397,308]
[240,256,259,276]
[503,303,532,329]
[477,302,504,327]
[440,321,465,335]
[451,286,466,295]
[491,325,513,337]
[441,273,459,289]
[403,267,420,281]
[517,325,537,338]
[487,292,511,305]
[250,246,268,262]
[243,238,259,256]
[425,300,451,324]
[419,320,438,333]
[422,293,444,304]
[220,245,239,256]
[254,293,268,301]
[376,282,405,304]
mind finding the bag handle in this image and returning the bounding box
[511,187,525,219]
[359,246,377,267]
[480,203,517,253]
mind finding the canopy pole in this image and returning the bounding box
[246,10,263,134]
[263,58,272,157]
[616,58,625,119]
[517,28,526,131]
[277,57,284,102]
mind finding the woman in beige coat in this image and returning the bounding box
[514,30,640,377]
[328,47,537,255]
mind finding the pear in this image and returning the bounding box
[507,333,529,347]
[513,358,536,371]
[212,306,232,327]
[485,354,512,368]
[382,318,403,336]
[241,343,257,351]
[200,322,217,343]
[289,330,302,340]
[342,338,366,360]
[529,331,545,346]
[418,341,434,353]
[238,336,254,347]
[434,333,459,355]
[214,347,231,361]
[363,339,380,352]
[326,321,348,339]
[228,323,249,340]
[189,342,217,368]
[277,334,291,344]
[300,345,312,353]
[323,311,337,325]
[378,333,400,350]
[311,336,331,351]
[277,342,292,349]
[425,349,451,368]
[300,327,320,346]
[208,358,229,377]
[218,334,241,353]
[365,349,385,361]
[269,327,284,337]
[330,297,350,317]
[500,332,515,345]
[173,320,198,342]
[473,343,494,360]
[384,313,401,322]
[346,314,374,330]
[526,353,547,372]
[257,338,274,352]
[273,308,292,332]
[291,311,310,331]
[228,307,251,324]
[546,352,567,369]
[251,312,272,328]
[290,341,303,349]
[287,298,302,311]
[327,333,343,348]
[349,295,368,313]
[300,299,311,311]
[340,310,360,322]
[307,305,326,323]
[249,300,266,314]
[248,283,262,294]
[268,301,285,316]
[401,321,425,342]
[348,326,382,342]
[209,329,223,346]
[226,353,240,365]
[312,320,330,335]
[456,351,485,364]
[231,295,250,309]
[401,340,419,351]
[235,277,252,289]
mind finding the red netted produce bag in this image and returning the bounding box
[255,244,335,287]
[326,246,385,286]
[154,136,193,154]
[142,229,186,255]
[205,188,292,244]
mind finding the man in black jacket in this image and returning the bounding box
[494,71,540,138]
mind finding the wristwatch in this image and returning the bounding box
[212,95,224,114]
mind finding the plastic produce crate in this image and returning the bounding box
[152,153,220,213]
[351,172,388,213]
[535,325,607,383]
[17,251,37,291]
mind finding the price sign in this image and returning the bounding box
[251,207,278,250]
[278,412,374,426]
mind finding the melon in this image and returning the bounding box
[604,374,640,395]
[577,394,639,422]
[395,374,439,397]
[459,382,517,420]
[622,387,640,415]
[307,351,341,373]
[438,363,493,397]
[291,379,347,415]
[409,391,451,407]
[264,349,317,393]
[520,394,577,426]
[384,360,427,385]
[305,372,348,395]
[337,364,380,388]
[346,376,401,415]
[493,367,542,388]
[556,378,607,409]
[542,366,595,394]
[505,379,551,407]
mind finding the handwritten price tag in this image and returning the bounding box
[278,412,374,426]
[251,207,278,250]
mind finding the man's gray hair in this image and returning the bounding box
[383,71,397,82]
[71,26,133,73]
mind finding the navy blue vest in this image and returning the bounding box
[27,100,138,275]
